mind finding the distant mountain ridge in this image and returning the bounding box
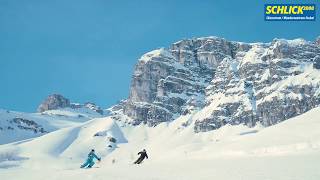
[37,94,104,115]
[0,94,106,144]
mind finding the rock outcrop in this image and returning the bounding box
[9,118,47,133]
[37,94,70,113]
[37,94,103,114]
[315,36,320,46]
[112,36,320,132]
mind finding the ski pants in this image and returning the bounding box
[134,157,144,164]
[81,159,95,168]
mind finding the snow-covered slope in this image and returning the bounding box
[0,93,108,145]
[0,107,105,145]
[1,107,320,180]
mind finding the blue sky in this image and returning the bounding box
[0,0,319,112]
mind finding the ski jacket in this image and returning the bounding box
[138,151,148,159]
[88,151,101,161]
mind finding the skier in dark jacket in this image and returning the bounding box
[80,149,101,168]
[134,149,148,164]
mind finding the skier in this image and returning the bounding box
[134,149,148,164]
[80,149,101,168]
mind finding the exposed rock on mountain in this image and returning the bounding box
[37,94,70,113]
[8,117,46,133]
[83,102,104,115]
[315,36,320,46]
[37,94,103,115]
[114,36,320,132]
[70,102,104,115]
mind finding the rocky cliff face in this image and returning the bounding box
[113,36,320,132]
[193,38,320,132]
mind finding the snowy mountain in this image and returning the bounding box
[111,36,320,132]
[0,94,106,145]
[1,36,320,180]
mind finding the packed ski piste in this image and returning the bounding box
[0,106,320,180]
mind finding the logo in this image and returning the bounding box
[265,4,316,21]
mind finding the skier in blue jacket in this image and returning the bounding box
[80,149,101,168]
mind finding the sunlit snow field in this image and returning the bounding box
[1,108,320,180]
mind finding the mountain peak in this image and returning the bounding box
[112,36,320,132]
[37,94,70,113]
